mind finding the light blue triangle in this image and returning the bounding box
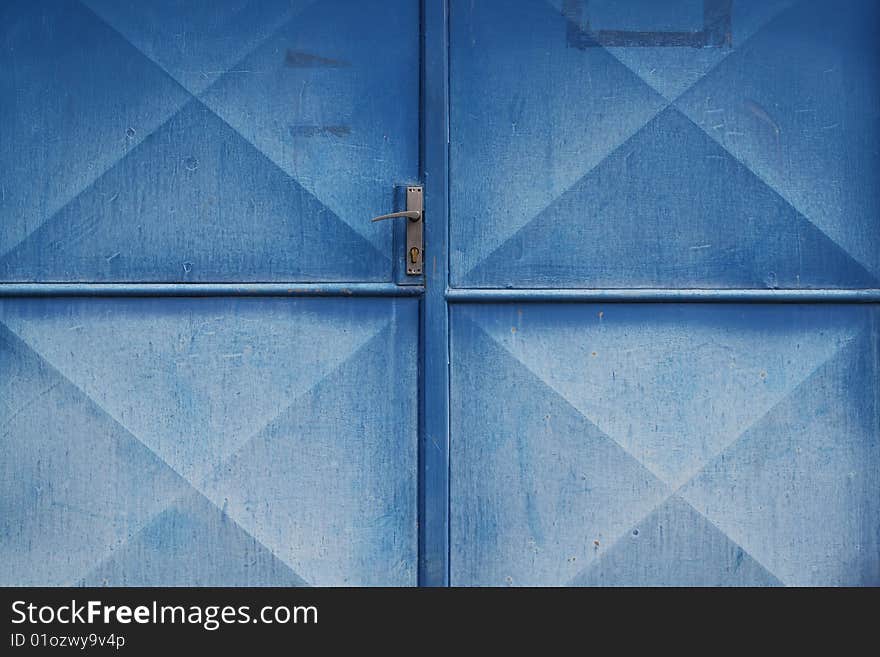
[0,298,391,487]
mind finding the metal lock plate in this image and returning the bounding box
[404,186,423,275]
[370,185,423,276]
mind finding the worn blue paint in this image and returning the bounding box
[449,0,880,289]
[3,0,879,589]
[0,0,418,282]
[0,297,418,585]
[0,0,422,587]
[446,0,880,587]
[450,304,880,586]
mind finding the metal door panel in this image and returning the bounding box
[0,297,418,586]
[0,0,418,282]
[450,303,879,586]
[449,0,880,289]
[4,0,878,590]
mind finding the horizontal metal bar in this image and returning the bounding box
[0,283,424,298]
[446,288,880,303]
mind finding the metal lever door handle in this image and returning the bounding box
[370,210,421,222]
[371,185,423,276]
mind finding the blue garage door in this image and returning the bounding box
[448,0,880,586]
[0,0,420,586]
[2,0,878,589]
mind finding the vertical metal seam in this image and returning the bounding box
[444,0,452,587]
[419,0,451,586]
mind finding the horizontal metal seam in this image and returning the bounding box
[0,283,423,298]
[445,288,880,303]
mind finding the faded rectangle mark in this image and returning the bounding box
[564,0,732,48]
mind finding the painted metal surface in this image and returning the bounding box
[3,0,878,590]
[446,0,880,586]
[450,303,880,586]
[0,283,424,298]
[449,0,880,289]
[0,297,418,585]
[0,0,418,282]
[0,0,423,587]
[446,288,880,303]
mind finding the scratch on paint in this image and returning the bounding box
[1,382,62,434]
[744,99,781,137]
[744,99,782,164]
[50,500,115,523]
[289,125,351,137]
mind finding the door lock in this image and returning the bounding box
[371,186,423,275]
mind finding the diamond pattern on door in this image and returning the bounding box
[0,0,418,281]
[79,490,309,587]
[680,330,880,586]
[0,100,385,282]
[548,0,799,101]
[0,322,190,586]
[467,108,876,289]
[0,0,192,261]
[570,496,784,587]
[0,298,418,586]
[450,319,671,586]
[450,0,880,288]
[450,304,879,586]
[449,0,668,279]
[675,0,880,282]
[80,0,311,96]
[199,0,419,252]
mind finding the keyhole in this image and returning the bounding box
[410,247,420,264]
